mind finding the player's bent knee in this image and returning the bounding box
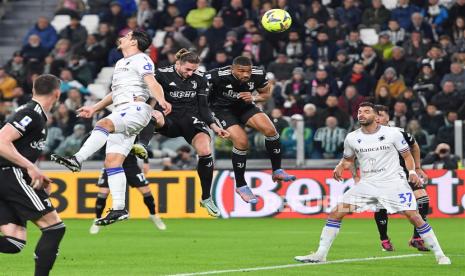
[262,127,278,137]
[96,119,115,132]
[152,110,165,128]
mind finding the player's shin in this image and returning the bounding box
[232,147,247,188]
[315,219,342,258]
[34,222,66,276]
[264,134,281,171]
[198,154,214,200]
[95,193,108,218]
[413,195,430,238]
[374,209,389,241]
[75,126,109,163]
[106,168,127,210]
[143,192,156,215]
[416,223,445,257]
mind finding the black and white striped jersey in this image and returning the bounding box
[0,100,48,167]
[205,65,268,108]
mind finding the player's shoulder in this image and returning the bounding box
[217,66,232,77]
[134,52,152,62]
[251,66,265,76]
[345,128,360,141]
[205,66,230,80]
[382,125,403,136]
[14,102,43,118]
[156,65,175,73]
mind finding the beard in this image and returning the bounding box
[359,118,374,126]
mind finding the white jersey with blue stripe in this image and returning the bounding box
[111,52,154,105]
[343,125,410,182]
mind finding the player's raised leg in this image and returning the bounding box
[226,125,257,204]
[295,203,355,263]
[410,189,430,251]
[246,113,296,182]
[403,209,450,264]
[192,132,220,217]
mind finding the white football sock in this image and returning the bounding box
[106,167,126,210]
[74,126,109,163]
[417,223,445,257]
[315,219,341,257]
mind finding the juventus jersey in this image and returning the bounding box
[111,52,154,105]
[0,101,48,167]
[205,66,268,108]
[343,125,410,182]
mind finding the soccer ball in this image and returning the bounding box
[261,9,292,33]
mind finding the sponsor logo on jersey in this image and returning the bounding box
[143,62,153,71]
[355,145,391,153]
[226,84,232,88]
[191,80,197,89]
[30,139,46,150]
[378,135,385,141]
[170,91,197,98]
[169,82,177,86]
[357,138,362,143]
[248,82,254,90]
[19,116,32,127]
[222,90,240,99]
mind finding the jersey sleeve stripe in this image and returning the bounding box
[398,147,410,154]
[343,154,354,159]
[7,123,24,136]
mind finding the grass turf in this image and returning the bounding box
[0,218,463,275]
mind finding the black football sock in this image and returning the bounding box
[374,209,389,241]
[413,195,430,239]
[95,193,108,219]
[198,154,214,200]
[232,147,247,188]
[0,236,25,254]
[265,134,282,172]
[143,192,156,215]
[34,222,66,276]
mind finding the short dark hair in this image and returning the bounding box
[33,74,61,95]
[175,48,200,64]
[131,30,151,52]
[233,56,252,66]
[374,104,389,114]
[359,101,375,110]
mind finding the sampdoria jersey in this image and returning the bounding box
[205,65,268,108]
[343,125,410,182]
[111,52,155,105]
[0,101,47,167]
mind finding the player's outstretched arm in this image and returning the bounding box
[0,124,51,189]
[411,142,428,182]
[77,92,113,118]
[144,74,171,114]
[401,150,422,186]
[333,157,354,181]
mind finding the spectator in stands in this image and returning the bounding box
[136,0,153,33]
[423,143,459,169]
[384,46,418,86]
[303,103,320,131]
[0,67,18,101]
[23,16,58,51]
[398,88,425,118]
[284,67,310,107]
[119,16,142,36]
[162,145,197,170]
[268,53,296,81]
[438,35,457,56]
[431,81,463,111]
[204,16,228,51]
[4,52,27,87]
[310,66,340,96]
[330,50,353,81]
[338,85,365,120]
[150,3,179,31]
[310,30,337,67]
[342,30,363,63]
[449,16,465,43]
[186,0,216,30]
[269,108,289,135]
[64,88,82,111]
[392,0,421,29]
[77,34,106,75]
[402,30,430,62]
[51,38,73,62]
[96,22,117,55]
[281,114,314,158]
[56,0,86,16]
[68,55,93,86]
[407,119,430,156]
[374,31,394,60]
[392,100,410,128]
[413,61,440,101]
[88,0,112,15]
[207,50,230,70]
[359,45,382,78]
[342,63,375,97]
[407,12,435,42]
[319,95,351,129]
[322,16,346,47]
[335,0,361,30]
[308,83,330,109]
[448,0,465,27]
[222,31,244,61]
[218,0,249,28]
[434,111,458,149]
[169,16,198,47]
[43,114,64,158]
[441,62,465,92]
[21,34,49,63]
[243,33,274,66]
[386,19,407,46]
[360,0,391,30]
[100,1,128,33]
[304,0,329,24]
[54,124,86,156]
[419,104,445,135]
[0,101,14,124]
[422,0,449,34]
[59,68,88,95]
[374,85,395,109]
[375,67,407,98]
[117,0,138,17]
[314,116,346,159]
[285,30,306,64]
[53,103,78,136]
[59,14,88,51]
[194,35,211,64]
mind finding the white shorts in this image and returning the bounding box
[105,102,152,155]
[342,179,417,214]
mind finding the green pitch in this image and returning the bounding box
[1,218,463,275]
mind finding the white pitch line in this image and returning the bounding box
[167,254,424,276]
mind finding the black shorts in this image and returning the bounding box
[97,155,148,188]
[212,104,262,129]
[156,110,210,144]
[0,167,55,227]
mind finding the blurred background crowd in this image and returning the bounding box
[0,0,464,169]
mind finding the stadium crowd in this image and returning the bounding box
[0,0,464,165]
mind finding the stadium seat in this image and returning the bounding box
[81,14,99,34]
[97,67,114,79]
[360,28,379,46]
[87,83,108,99]
[382,0,398,10]
[51,15,71,32]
